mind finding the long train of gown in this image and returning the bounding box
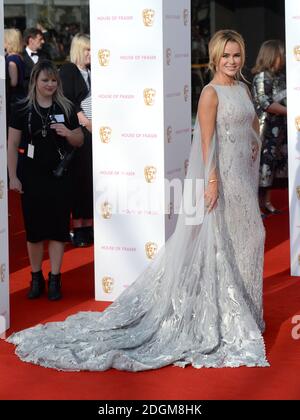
[7,82,269,371]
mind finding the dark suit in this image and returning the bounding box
[22,49,49,93]
[59,62,93,221]
[59,62,89,113]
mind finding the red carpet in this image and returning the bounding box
[1,188,300,400]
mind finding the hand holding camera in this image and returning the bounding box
[50,122,72,139]
[49,116,75,178]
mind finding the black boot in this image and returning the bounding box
[80,226,93,245]
[48,272,62,301]
[27,270,45,299]
[86,226,94,245]
[71,227,88,247]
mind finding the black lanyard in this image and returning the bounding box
[27,103,65,159]
[27,103,59,140]
[27,107,33,144]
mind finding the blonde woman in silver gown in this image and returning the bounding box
[7,30,269,371]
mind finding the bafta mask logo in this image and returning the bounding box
[143,9,155,27]
[295,116,300,132]
[0,179,4,200]
[100,126,112,143]
[184,159,189,176]
[183,9,189,26]
[143,88,156,106]
[144,166,157,183]
[101,201,112,219]
[98,49,110,67]
[296,186,300,200]
[0,264,5,283]
[183,84,189,102]
[168,202,174,220]
[145,242,158,259]
[167,126,172,143]
[166,48,172,66]
[294,46,300,61]
[102,276,114,294]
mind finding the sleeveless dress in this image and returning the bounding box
[7,82,269,371]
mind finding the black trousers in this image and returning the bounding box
[70,128,93,220]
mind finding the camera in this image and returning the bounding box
[49,115,57,124]
[50,115,75,178]
[53,148,75,178]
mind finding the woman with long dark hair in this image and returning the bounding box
[7,60,83,301]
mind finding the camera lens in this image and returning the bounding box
[49,116,57,124]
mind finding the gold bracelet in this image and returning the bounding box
[208,179,218,183]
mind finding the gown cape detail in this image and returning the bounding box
[7,82,269,371]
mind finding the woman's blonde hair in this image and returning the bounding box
[252,40,285,74]
[69,33,90,66]
[25,60,72,119]
[4,28,23,54]
[208,29,246,80]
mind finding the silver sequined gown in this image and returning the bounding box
[7,82,269,371]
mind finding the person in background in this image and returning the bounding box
[252,40,287,215]
[60,33,93,247]
[36,20,63,60]
[4,28,26,121]
[23,28,48,93]
[7,60,83,301]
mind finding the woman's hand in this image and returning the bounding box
[50,124,84,147]
[50,123,71,138]
[85,120,92,133]
[78,112,92,133]
[9,176,23,194]
[204,181,218,213]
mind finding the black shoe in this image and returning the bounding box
[71,228,88,247]
[48,272,62,301]
[69,230,74,243]
[85,226,94,245]
[27,270,45,299]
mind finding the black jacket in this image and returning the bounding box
[22,49,49,93]
[59,62,89,114]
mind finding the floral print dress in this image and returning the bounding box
[252,70,287,187]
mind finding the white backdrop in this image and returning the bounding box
[0,0,10,335]
[285,0,300,275]
[90,0,191,301]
